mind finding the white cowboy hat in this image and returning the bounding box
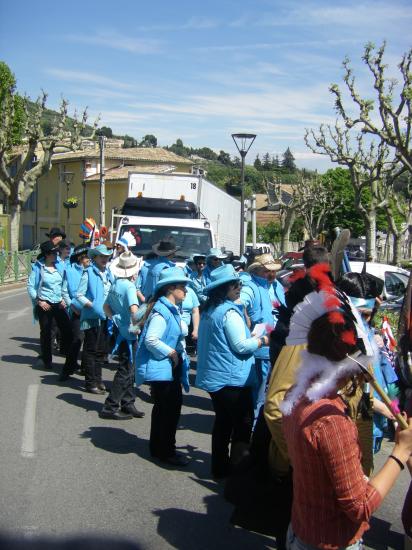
[110,251,140,278]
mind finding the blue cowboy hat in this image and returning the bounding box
[154,266,190,293]
[206,247,228,260]
[87,244,113,259]
[204,264,240,295]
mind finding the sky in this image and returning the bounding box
[1,0,411,172]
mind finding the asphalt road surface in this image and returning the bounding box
[0,287,408,549]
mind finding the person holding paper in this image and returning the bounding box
[196,264,268,478]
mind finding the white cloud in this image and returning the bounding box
[66,31,162,54]
[137,16,219,32]
[45,69,134,91]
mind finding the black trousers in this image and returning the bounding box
[36,303,76,371]
[150,376,182,459]
[70,311,84,365]
[103,340,136,411]
[209,386,254,477]
[83,321,109,389]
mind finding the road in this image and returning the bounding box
[0,287,408,549]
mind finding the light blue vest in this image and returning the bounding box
[64,263,84,311]
[135,296,190,391]
[141,258,175,300]
[243,275,274,360]
[80,265,114,322]
[196,300,256,393]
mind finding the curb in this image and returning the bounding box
[0,280,27,293]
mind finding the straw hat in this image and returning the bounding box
[248,253,282,272]
[110,251,140,278]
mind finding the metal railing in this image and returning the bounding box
[0,249,39,285]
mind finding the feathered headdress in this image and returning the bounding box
[281,263,374,414]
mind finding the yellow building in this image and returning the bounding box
[36,145,193,243]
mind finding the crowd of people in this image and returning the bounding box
[26,226,412,550]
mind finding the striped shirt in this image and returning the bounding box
[282,396,382,549]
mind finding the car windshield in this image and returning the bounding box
[119,224,213,259]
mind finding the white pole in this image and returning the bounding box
[99,136,106,227]
[252,194,257,248]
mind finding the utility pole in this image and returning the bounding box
[99,135,106,227]
[251,194,257,248]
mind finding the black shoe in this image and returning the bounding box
[158,453,189,467]
[121,404,145,418]
[58,372,71,382]
[97,382,107,392]
[99,409,133,420]
[86,387,106,395]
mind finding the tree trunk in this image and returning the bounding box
[9,202,21,252]
[281,209,296,253]
[364,215,377,262]
[392,232,402,265]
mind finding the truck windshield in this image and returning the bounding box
[119,225,213,259]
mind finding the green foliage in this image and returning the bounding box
[291,218,304,241]
[96,126,113,138]
[374,309,399,338]
[123,134,138,148]
[254,154,262,170]
[0,61,27,147]
[282,147,296,171]
[253,221,282,243]
[139,134,157,147]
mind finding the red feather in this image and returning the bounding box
[308,263,332,291]
[341,330,356,346]
[328,311,345,325]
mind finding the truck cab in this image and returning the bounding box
[114,196,215,262]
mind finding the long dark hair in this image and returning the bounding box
[138,285,174,327]
[203,282,233,312]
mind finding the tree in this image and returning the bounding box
[295,175,340,239]
[168,138,189,157]
[96,126,113,138]
[139,134,157,148]
[253,154,262,170]
[123,134,138,148]
[305,123,399,261]
[330,42,412,174]
[262,152,271,170]
[281,147,296,171]
[0,62,97,251]
[264,176,300,252]
[193,146,217,161]
[217,150,232,166]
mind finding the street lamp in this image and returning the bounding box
[60,168,74,238]
[231,133,256,254]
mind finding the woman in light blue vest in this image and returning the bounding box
[76,244,114,394]
[136,267,191,467]
[196,264,269,478]
[27,241,76,378]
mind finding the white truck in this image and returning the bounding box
[112,172,241,260]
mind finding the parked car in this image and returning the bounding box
[350,261,410,309]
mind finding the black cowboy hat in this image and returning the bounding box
[152,237,179,256]
[37,241,59,260]
[70,244,90,264]
[46,227,66,239]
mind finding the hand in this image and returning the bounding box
[37,300,51,311]
[394,415,412,462]
[168,349,179,368]
[191,330,198,341]
[84,301,93,308]
[59,300,66,309]
[70,304,79,315]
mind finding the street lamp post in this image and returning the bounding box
[60,167,74,239]
[231,133,256,254]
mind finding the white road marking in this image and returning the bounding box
[7,306,31,320]
[21,384,39,458]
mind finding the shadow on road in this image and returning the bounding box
[182,393,213,412]
[1,354,38,366]
[10,335,41,353]
[56,392,103,413]
[179,412,214,434]
[363,517,403,550]
[81,426,147,455]
[154,493,276,550]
